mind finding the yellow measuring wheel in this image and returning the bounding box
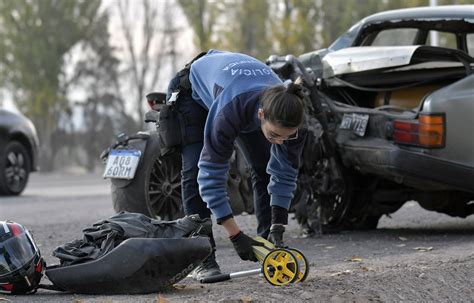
[289,248,309,282]
[262,248,299,286]
[253,236,309,286]
[200,236,309,286]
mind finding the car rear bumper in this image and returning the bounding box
[339,138,474,193]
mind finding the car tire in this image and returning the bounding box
[345,214,381,230]
[0,141,31,196]
[294,169,382,233]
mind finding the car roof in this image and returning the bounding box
[361,5,474,24]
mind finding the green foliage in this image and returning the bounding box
[177,0,224,51]
[0,0,102,113]
[268,0,319,56]
[215,0,271,59]
[0,0,108,170]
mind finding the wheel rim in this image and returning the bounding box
[262,249,299,286]
[293,176,351,232]
[147,154,182,220]
[5,149,28,193]
[321,191,351,226]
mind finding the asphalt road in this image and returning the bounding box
[1,172,473,302]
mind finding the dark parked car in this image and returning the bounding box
[0,109,39,195]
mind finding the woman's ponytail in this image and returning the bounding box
[285,81,304,99]
[260,79,305,128]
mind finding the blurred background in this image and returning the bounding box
[0,0,470,173]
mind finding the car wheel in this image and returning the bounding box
[323,179,383,231]
[0,141,31,196]
[345,214,381,230]
[292,183,322,234]
[294,169,382,233]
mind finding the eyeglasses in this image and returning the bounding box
[265,128,299,141]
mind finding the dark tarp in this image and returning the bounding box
[52,212,211,266]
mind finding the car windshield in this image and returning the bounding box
[371,28,419,46]
[372,28,468,54]
[466,33,474,55]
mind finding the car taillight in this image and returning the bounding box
[393,113,445,148]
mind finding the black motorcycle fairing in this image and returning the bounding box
[45,237,212,294]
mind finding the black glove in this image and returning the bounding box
[267,224,286,247]
[230,231,263,262]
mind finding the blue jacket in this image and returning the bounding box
[189,50,304,221]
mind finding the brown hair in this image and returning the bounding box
[260,82,305,128]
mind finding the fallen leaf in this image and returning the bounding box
[346,256,363,262]
[396,244,406,247]
[330,269,352,276]
[398,237,408,241]
[240,296,254,302]
[313,244,327,247]
[173,284,186,289]
[157,294,169,303]
[359,266,374,272]
[414,247,434,252]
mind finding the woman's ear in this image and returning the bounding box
[258,108,264,120]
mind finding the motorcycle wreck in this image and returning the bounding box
[101,49,474,235]
[0,216,212,295]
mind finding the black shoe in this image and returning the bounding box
[191,252,221,281]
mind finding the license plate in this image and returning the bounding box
[340,113,369,137]
[103,149,141,179]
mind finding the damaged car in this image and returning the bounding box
[102,5,474,233]
[291,5,474,232]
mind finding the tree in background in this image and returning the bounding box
[268,0,320,56]
[216,0,271,59]
[178,0,223,52]
[67,12,134,172]
[114,0,182,125]
[0,0,109,171]
[177,0,320,60]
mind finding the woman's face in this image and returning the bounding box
[258,109,299,145]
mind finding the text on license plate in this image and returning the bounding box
[340,113,369,137]
[103,149,141,179]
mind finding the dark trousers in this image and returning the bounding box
[167,76,272,238]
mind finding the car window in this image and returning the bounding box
[467,34,474,56]
[371,28,418,46]
[426,31,457,49]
